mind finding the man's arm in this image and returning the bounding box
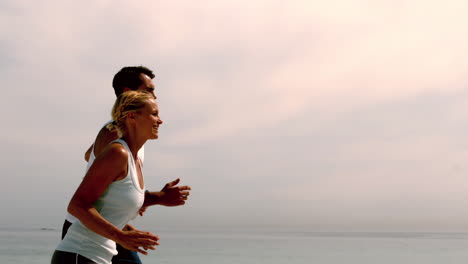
[94,127,119,157]
[84,126,119,162]
[84,144,93,162]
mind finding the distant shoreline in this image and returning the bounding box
[0,227,467,240]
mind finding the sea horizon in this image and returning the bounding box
[2,226,468,264]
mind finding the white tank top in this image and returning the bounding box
[65,121,145,223]
[57,139,145,264]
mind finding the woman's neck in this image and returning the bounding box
[121,134,146,159]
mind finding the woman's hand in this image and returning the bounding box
[159,178,191,206]
[138,206,148,216]
[116,229,160,255]
[143,178,191,208]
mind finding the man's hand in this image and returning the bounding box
[143,178,191,208]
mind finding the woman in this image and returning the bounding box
[52,91,162,264]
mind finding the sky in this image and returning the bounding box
[1,0,467,232]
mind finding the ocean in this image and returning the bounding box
[1,228,467,263]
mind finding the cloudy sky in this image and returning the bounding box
[1,0,467,232]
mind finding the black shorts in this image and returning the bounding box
[51,250,96,264]
[61,220,142,264]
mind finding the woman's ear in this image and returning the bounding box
[127,112,136,119]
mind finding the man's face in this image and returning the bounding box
[136,73,156,99]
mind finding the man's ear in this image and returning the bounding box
[123,87,131,93]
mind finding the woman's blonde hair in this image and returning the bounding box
[106,91,154,137]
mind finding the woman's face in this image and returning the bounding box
[135,99,163,140]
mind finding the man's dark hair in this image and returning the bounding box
[112,66,155,96]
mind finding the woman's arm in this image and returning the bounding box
[68,143,159,254]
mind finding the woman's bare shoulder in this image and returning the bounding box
[97,142,129,163]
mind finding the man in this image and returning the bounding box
[62,66,191,264]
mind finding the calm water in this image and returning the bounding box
[1,228,467,264]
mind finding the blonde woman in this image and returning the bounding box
[61,66,190,264]
[52,91,162,264]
